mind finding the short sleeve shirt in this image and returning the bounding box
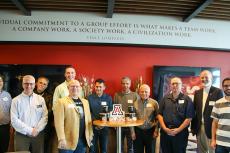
[159,93,194,127]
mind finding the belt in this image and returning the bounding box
[0,123,10,127]
[167,125,178,129]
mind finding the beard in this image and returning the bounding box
[224,90,230,96]
[202,80,211,87]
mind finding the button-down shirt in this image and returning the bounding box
[134,98,159,129]
[53,81,69,108]
[0,90,12,125]
[88,93,113,120]
[202,86,210,122]
[53,81,84,108]
[11,92,48,135]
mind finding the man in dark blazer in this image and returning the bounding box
[191,70,223,153]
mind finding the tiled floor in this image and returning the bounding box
[187,133,197,153]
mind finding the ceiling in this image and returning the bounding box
[0,0,230,22]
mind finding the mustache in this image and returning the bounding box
[201,80,209,83]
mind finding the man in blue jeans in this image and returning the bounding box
[53,80,93,153]
[88,79,113,153]
[211,77,230,153]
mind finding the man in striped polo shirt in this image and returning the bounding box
[211,77,230,153]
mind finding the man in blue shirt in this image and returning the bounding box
[0,74,12,153]
[158,77,194,153]
[88,79,113,153]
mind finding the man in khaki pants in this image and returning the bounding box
[191,70,223,153]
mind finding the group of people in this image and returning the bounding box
[0,67,230,153]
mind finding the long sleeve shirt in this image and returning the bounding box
[88,93,113,121]
[0,90,12,125]
[53,81,69,108]
[53,81,84,108]
[11,92,48,135]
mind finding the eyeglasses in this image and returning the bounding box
[23,83,34,86]
[171,82,182,85]
[69,85,80,88]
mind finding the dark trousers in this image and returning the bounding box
[44,124,54,153]
[134,127,156,153]
[215,145,230,153]
[90,127,109,153]
[0,124,10,153]
[160,129,189,153]
[59,138,87,153]
[121,127,134,153]
[14,131,44,153]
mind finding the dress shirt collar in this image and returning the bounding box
[93,92,106,98]
[141,98,149,104]
[203,86,211,93]
[168,92,184,101]
[22,92,34,97]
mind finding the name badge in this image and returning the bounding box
[146,103,152,108]
[68,103,75,108]
[2,97,8,101]
[37,105,42,108]
[209,101,215,106]
[101,101,107,105]
[128,100,133,104]
[179,100,184,104]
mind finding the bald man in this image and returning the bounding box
[11,75,48,153]
[158,77,194,153]
[53,80,93,153]
[132,84,159,153]
[191,70,223,153]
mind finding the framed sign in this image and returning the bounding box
[153,66,220,101]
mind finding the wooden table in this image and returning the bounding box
[93,120,144,153]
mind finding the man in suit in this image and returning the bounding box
[191,70,223,153]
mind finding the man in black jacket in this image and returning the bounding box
[191,70,223,153]
[35,76,53,153]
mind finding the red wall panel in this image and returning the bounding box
[0,44,229,96]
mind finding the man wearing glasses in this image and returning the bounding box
[11,75,48,153]
[158,77,194,153]
[53,80,93,153]
[211,77,230,153]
